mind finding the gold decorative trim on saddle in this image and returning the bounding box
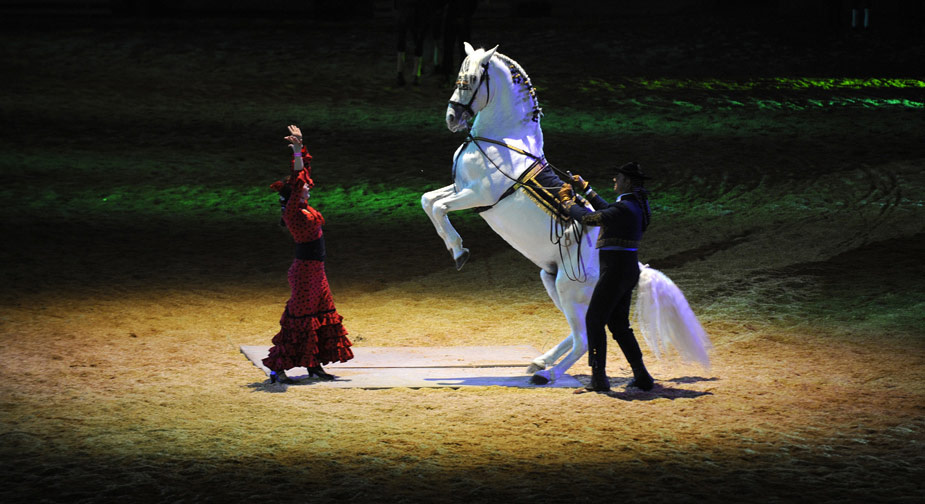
[516,161,575,222]
[473,159,575,223]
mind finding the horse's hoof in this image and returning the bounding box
[454,248,470,271]
[525,359,546,374]
[529,373,550,385]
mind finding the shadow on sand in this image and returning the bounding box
[573,374,717,401]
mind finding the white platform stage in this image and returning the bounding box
[240,345,582,389]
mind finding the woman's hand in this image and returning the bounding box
[284,124,303,152]
[285,125,305,171]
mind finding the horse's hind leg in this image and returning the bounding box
[539,269,562,311]
[531,273,592,384]
[527,337,573,374]
[527,269,574,374]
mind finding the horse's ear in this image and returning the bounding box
[464,42,475,56]
[481,45,499,64]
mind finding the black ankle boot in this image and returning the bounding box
[270,370,295,384]
[628,359,654,391]
[307,365,335,381]
[585,366,611,392]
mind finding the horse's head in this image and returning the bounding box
[446,42,498,133]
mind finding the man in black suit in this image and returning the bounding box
[559,162,655,392]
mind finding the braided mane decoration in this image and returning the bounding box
[495,52,544,122]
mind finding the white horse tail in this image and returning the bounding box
[635,263,712,369]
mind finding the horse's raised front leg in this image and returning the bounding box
[420,184,491,270]
[421,185,456,244]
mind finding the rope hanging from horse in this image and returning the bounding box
[549,205,588,283]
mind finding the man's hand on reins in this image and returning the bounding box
[570,174,590,192]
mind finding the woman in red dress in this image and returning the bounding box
[263,125,353,384]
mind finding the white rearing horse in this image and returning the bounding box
[422,43,711,384]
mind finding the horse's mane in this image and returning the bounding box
[494,52,543,123]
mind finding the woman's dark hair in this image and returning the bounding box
[275,181,292,227]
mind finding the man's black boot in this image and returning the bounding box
[628,359,654,391]
[586,366,611,392]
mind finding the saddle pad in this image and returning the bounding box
[518,162,573,221]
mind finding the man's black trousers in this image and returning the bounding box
[585,249,643,369]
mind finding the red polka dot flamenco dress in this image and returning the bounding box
[263,150,353,373]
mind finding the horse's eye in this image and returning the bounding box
[470,75,476,83]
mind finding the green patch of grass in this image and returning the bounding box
[585,77,925,92]
[0,183,472,226]
[0,174,879,228]
[813,292,925,335]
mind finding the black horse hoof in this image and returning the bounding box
[530,373,549,385]
[454,249,470,271]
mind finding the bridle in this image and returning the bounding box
[448,61,490,120]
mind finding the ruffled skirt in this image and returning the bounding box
[262,259,353,371]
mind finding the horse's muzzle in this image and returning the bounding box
[446,103,470,133]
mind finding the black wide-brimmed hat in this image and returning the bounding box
[614,161,652,180]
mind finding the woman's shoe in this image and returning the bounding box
[270,370,296,384]
[307,366,335,381]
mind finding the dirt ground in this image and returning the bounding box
[1,7,924,503]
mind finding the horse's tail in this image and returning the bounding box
[635,263,712,369]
